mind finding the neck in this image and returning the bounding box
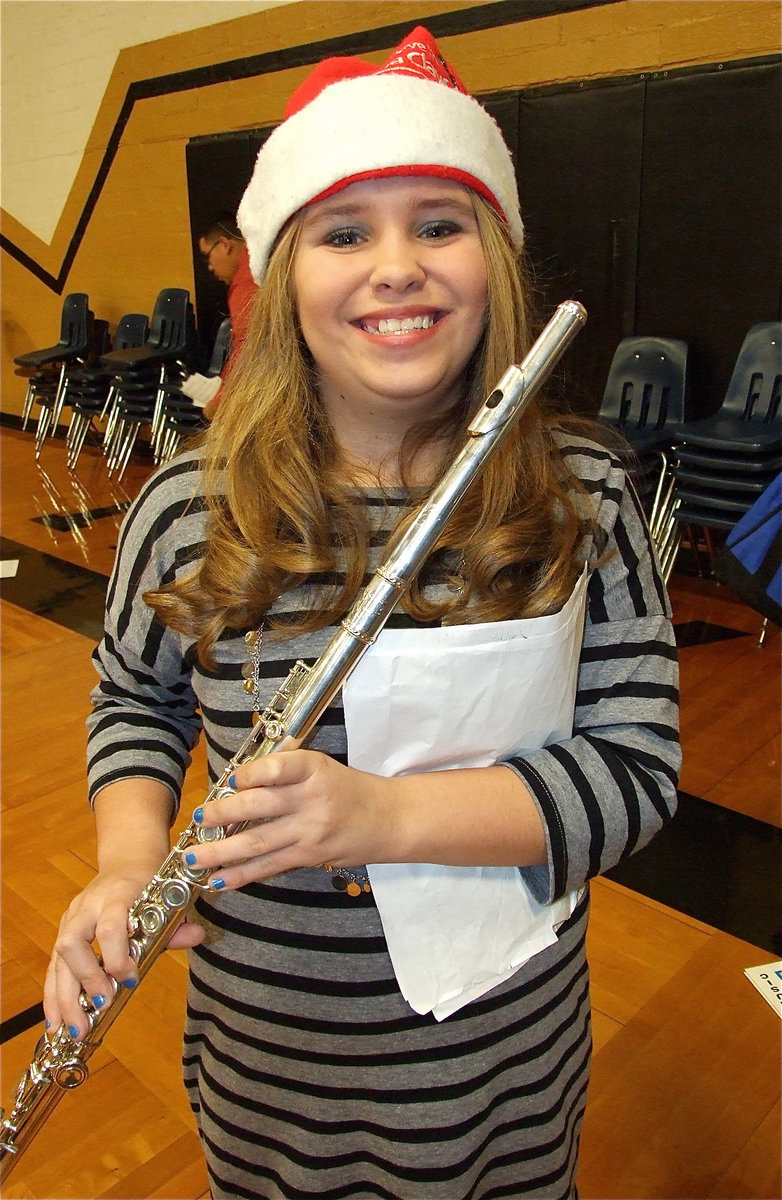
[320,387,455,488]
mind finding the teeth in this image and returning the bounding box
[364,315,436,335]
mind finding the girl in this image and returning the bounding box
[46,28,680,1199]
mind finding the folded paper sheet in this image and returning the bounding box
[342,566,588,1019]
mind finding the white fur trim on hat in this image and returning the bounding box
[237,73,523,284]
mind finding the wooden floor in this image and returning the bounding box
[1,427,779,1200]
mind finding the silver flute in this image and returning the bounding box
[0,299,586,1178]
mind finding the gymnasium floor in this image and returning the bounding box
[1,426,779,1200]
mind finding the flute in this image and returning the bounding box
[0,299,587,1178]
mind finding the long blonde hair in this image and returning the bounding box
[146,194,590,662]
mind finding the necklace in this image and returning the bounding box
[242,625,371,897]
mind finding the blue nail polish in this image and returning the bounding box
[184,851,198,866]
[45,1019,51,1029]
[68,1025,80,1039]
[228,775,237,790]
[192,806,204,824]
[211,877,226,890]
[122,978,137,989]
[91,994,106,1009]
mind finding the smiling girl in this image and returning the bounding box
[44,28,680,1200]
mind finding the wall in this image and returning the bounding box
[1,0,779,418]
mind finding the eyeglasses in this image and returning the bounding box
[203,239,224,264]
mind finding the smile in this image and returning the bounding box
[360,314,440,336]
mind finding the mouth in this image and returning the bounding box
[359,313,443,336]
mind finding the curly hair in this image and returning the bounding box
[146,193,593,664]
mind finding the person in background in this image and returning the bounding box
[44,26,680,1200]
[181,215,257,418]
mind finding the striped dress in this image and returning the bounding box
[87,434,680,1200]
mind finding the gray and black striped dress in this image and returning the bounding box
[87,433,680,1199]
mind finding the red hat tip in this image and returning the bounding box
[284,26,467,119]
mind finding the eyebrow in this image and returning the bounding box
[304,194,476,226]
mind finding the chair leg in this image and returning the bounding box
[647,452,673,544]
[658,520,683,584]
[67,412,92,470]
[105,417,126,474]
[50,365,70,431]
[20,381,36,430]
[113,423,140,482]
[34,405,53,459]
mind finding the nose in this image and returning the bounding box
[368,232,426,293]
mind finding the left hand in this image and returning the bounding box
[180,749,396,890]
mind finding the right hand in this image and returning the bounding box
[43,866,205,1039]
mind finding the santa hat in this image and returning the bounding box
[237,26,523,283]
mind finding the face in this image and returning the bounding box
[199,235,238,285]
[292,176,489,440]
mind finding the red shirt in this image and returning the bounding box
[214,244,258,408]
[227,243,257,354]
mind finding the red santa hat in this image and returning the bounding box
[237,26,524,283]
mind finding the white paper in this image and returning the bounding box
[343,566,588,1019]
[0,559,19,579]
[744,961,782,1017]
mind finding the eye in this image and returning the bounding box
[323,226,365,248]
[418,219,462,240]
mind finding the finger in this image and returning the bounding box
[49,949,108,1040]
[190,751,314,833]
[95,899,141,986]
[188,775,304,860]
[224,749,313,804]
[200,840,308,893]
[181,809,293,874]
[168,919,207,950]
[43,951,67,1034]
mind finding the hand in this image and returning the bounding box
[179,750,396,891]
[43,866,205,1039]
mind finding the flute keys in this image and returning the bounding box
[52,1060,88,1090]
[160,879,191,909]
[138,904,166,935]
[197,824,226,843]
[181,861,210,883]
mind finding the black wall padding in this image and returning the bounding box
[515,79,645,413]
[636,60,782,415]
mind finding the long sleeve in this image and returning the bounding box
[86,453,206,814]
[507,437,680,903]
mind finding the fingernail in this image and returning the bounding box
[184,851,198,866]
[211,877,226,890]
[68,1025,80,1038]
[91,994,106,1009]
[192,806,204,824]
[121,977,137,989]
[228,775,237,790]
[45,1018,51,1029]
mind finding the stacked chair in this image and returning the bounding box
[668,321,782,579]
[597,335,691,574]
[100,288,198,480]
[156,317,232,464]
[14,293,95,454]
[65,313,149,469]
